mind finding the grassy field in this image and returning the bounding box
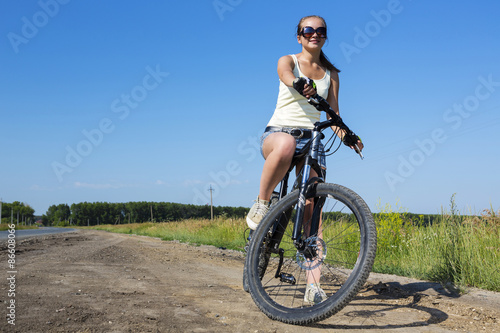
[0,224,39,231]
[372,201,499,292]
[83,204,499,292]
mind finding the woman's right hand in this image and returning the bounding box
[302,83,317,99]
[292,77,317,99]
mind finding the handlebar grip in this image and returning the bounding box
[343,133,364,159]
[292,77,315,97]
[342,133,359,147]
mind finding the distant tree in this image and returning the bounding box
[43,203,70,226]
[1,201,35,225]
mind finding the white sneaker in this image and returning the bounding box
[304,284,327,304]
[246,197,270,230]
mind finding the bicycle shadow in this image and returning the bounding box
[313,281,456,330]
[384,280,461,298]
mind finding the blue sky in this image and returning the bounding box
[1,0,499,216]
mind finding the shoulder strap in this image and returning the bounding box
[290,54,303,76]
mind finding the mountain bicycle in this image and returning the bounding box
[243,78,377,325]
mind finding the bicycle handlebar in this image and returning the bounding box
[292,77,364,159]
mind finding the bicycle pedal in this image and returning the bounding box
[279,272,296,285]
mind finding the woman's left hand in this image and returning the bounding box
[351,139,364,152]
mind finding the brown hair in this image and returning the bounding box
[296,15,341,73]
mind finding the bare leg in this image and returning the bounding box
[306,217,323,285]
[259,132,296,201]
[295,165,323,285]
[260,133,323,285]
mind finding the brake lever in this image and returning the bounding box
[343,132,364,160]
[354,144,364,160]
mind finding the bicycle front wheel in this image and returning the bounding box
[246,183,377,325]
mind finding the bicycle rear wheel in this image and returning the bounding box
[246,183,377,325]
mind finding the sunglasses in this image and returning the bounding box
[300,26,327,38]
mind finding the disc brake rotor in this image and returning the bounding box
[296,237,327,270]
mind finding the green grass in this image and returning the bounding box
[0,224,39,231]
[372,199,499,292]
[84,218,247,251]
[81,201,500,293]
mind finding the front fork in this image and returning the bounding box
[292,155,311,244]
[292,155,324,251]
[292,156,319,251]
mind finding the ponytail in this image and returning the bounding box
[320,51,340,73]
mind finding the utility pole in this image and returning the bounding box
[208,185,214,220]
[0,198,2,225]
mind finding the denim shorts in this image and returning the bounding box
[260,128,327,170]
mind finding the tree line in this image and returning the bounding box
[42,201,250,226]
[1,199,444,227]
[0,201,36,225]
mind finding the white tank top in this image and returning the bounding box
[267,54,331,129]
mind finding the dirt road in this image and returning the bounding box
[1,229,498,332]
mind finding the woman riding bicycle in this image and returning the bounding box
[246,15,363,303]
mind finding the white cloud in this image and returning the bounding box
[182,179,203,187]
[29,184,53,191]
[74,181,124,189]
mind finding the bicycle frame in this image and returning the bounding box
[264,116,339,257]
[292,118,337,249]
